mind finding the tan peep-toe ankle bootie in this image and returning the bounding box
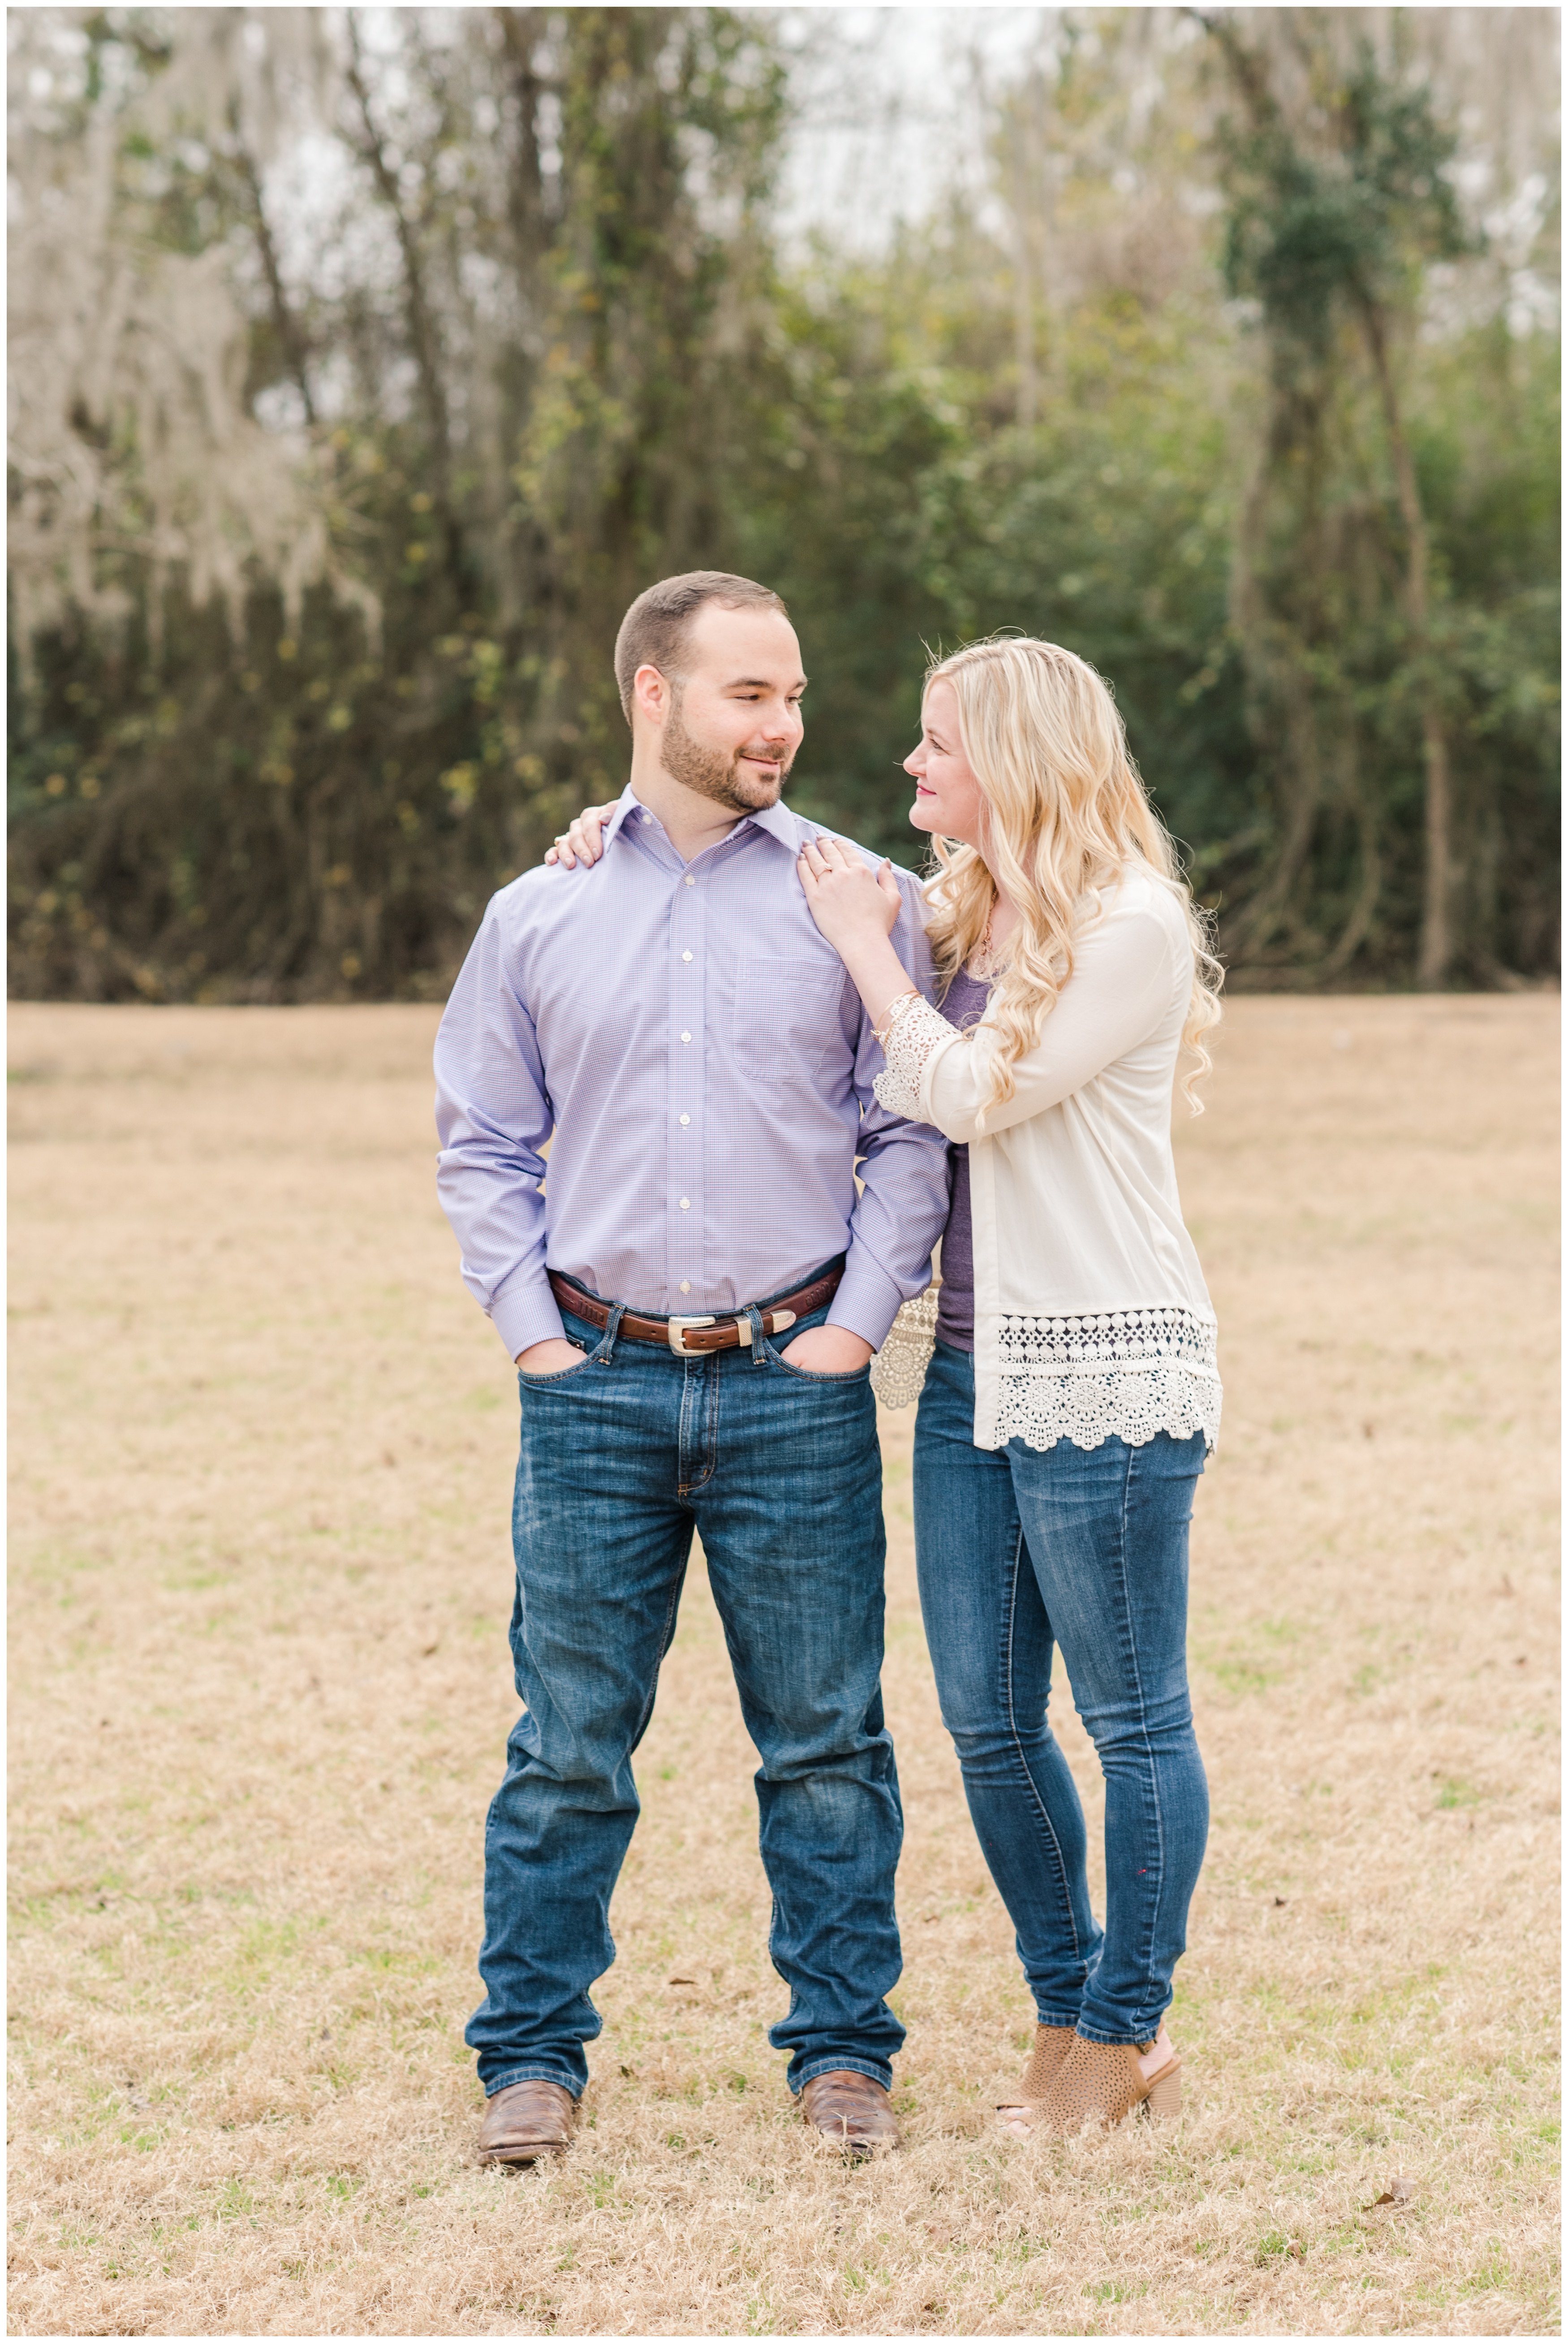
[1035,2031,1183,2134]
[994,2022,1077,2134]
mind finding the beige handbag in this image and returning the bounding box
[869,1282,940,1409]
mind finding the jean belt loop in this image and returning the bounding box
[745,1303,767,1363]
[601,1300,626,1363]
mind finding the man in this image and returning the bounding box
[433,571,948,2164]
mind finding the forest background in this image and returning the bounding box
[8,5,1561,1005]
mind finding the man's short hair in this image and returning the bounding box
[613,571,788,724]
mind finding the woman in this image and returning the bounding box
[549,636,1222,2136]
[797,637,1221,2135]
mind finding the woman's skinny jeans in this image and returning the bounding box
[913,1340,1209,2046]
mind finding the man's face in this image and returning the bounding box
[646,603,806,816]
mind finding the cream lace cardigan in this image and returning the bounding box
[872,869,1221,1455]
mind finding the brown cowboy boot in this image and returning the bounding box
[477,2077,577,2165]
[799,2069,900,2156]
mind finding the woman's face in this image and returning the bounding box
[905,680,986,848]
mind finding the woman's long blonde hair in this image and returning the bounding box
[921,636,1223,1120]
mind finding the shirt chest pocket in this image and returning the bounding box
[732,957,847,1082]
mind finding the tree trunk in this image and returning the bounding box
[1415,702,1455,988]
[1360,297,1454,988]
[495,7,551,631]
[1009,143,1038,431]
[232,132,316,425]
[1322,726,1382,977]
[345,12,460,574]
[1229,375,1332,960]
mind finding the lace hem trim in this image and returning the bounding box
[992,1364,1221,1454]
[871,1295,1223,1447]
[999,1302,1217,1373]
[871,995,963,1122]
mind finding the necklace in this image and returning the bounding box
[970,905,1004,981]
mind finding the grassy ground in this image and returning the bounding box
[7,994,1559,2338]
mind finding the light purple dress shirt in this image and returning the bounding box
[433,787,952,1361]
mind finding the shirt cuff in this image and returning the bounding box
[490,1268,566,1362]
[827,1252,909,1353]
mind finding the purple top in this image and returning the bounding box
[934,968,994,1353]
[433,787,952,1360]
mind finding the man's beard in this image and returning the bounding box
[660,690,793,814]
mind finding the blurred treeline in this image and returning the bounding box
[8,7,1560,1002]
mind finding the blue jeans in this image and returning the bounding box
[913,1341,1209,2046]
[467,1288,904,2100]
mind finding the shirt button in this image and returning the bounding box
[678,1114,690,1127]
[680,1030,692,1043]
[684,874,695,887]
[679,1197,691,1210]
[679,1280,692,1295]
[681,949,693,963]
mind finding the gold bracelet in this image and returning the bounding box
[873,987,922,1045]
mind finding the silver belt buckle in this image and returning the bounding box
[666,1313,716,1355]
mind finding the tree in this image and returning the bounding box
[6,9,363,673]
[8,7,787,1000]
[1204,11,1473,983]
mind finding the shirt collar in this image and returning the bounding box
[606,784,803,859]
[742,796,806,852]
[599,786,644,852]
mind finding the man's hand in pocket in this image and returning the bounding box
[516,1339,584,1375]
[777,1326,873,1376]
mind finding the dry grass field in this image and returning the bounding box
[8,993,1559,2339]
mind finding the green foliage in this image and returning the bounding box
[1221,44,1468,359]
[742,283,1258,879]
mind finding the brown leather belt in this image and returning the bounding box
[547,1263,844,1355]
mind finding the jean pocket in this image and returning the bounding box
[763,1340,872,1385]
